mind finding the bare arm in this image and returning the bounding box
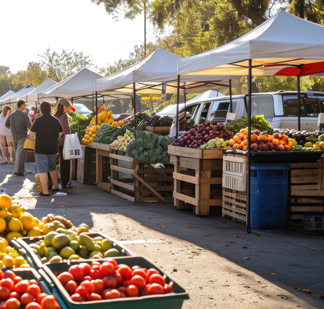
[59,132,63,138]
[29,131,36,137]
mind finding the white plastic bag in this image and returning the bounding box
[63,133,83,160]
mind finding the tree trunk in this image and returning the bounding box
[288,0,305,19]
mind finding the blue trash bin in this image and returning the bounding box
[250,163,290,229]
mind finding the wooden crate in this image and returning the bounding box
[92,142,111,152]
[70,159,77,180]
[222,154,247,191]
[222,188,247,225]
[110,150,173,203]
[145,126,171,134]
[169,146,223,216]
[25,152,35,162]
[77,146,96,185]
[94,144,111,193]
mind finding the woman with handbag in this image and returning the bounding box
[54,98,73,189]
[29,101,62,196]
[0,106,14,165]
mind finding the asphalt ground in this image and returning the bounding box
[0,158,323,308]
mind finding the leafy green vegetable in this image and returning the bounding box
[226,115,273,134]
[69,112,92,141]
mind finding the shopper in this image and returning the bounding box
[0,106,14,164]
[54,98,72,188]
[29,101,62,196]
[5,100,31,176]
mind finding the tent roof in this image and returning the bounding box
[22,78,57,102]
[0,90,15,103]
[3,85,35,104]
[95,49,231,95]
[178,11,324,77]
[38,68,104,99]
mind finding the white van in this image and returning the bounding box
[172,91,324,131]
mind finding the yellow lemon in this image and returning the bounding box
[6,232,22,241]
[11,205,22,219]
[34,218,40,226]
[5,213,13,223]
[0,207,8,219]
[3,255,14,268]
[0,195,12,212]
[14,256,25,267]
[20,213,35,231]
[38,222,45,230]
[0,261,3,269]
[8,218,23,232]
[0,218,6,233]
[27,227,42,237]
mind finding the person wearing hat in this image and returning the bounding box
[54,98,72,189]
[169,111,192,137]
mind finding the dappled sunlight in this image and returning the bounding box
[13,178,34,198]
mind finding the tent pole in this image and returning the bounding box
[95,91,98,126]
[184,83,186,109]
[297,75,301,131]
[229,79,233,113]
[176,75,180,138]
[247,60,252,234]
[133,83,136,130]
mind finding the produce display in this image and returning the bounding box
[126,113,151,130]
[89,106,124,127]
[82,125,99,146]
[0,270,61,309]
[69,112,93,142]
[126,131,172,164]
[172,122,232,148]
[226,115,273,134]
[201,138,231,150]
[147,115,173,127]
[0,237,29,269]
[56,259,174,302]
[93,124,118,144]
[111,130,135,152]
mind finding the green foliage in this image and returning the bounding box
[226,115,273,134]
[69,112,92,141]
[94,123,117,143]
[288,0,324,24]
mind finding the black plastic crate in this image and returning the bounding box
[303,215,324,230]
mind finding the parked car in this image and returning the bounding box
[73,103,92,115]
[156,103,185,117]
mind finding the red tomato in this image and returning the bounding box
[9,292,20,300]
[3,271,15,280]
[91,261,101,267]
[27,284,41,298]
[103,289,121,299]
[104,259,117,270]
[86,293,102,301]
[29,280,39,286]
[64,281,78,295]
[117,286,127,294]
[13,277,22,285]
[20,293,35,306]
[80,281,95,295]
[100,262,115,277]
[25,302,42,309]
[89,265,102,280]
[4,298,20,309]
[91,279,104,294]
[140,285,150,296]
[117,265,132,280]
[102,276,117,289]
[119,292,126,298]
[14,280,29,294]
[75,286,88,297]
[132,265,141,270]
[40,295,56,309]
[164,282,173,294]
[57,272,74,286]
[70,293,85,302]
[122,280,130,287]
[0,270,4,280]
[0,279,13,292]
[148,274,165,286]
[114,272,123,286]
[148,283,164,295]
[0,286,10,300]
[83,276,92,281]
[132,269,147,280]
[130,275,146,290]
[126,285,139,297]
[79,263,91,276]
[68,265,85,282]
[36,293,47,304]
[146,269,159,282]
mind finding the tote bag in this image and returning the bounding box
[23,135,35,152]
[63,133,83,160]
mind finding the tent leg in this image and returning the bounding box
[229,79,233,113]
[297,75,301,131]
[176,75,180,138]
[247,60,252,234]
[133,83,136,130]
[95,91,98,126]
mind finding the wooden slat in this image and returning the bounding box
[168,145,203,159]
[179,157,200,170]
[97,149,110,157]
[111,165,135,175]
[110,179,135,192]
[200,177,222,185]
[169,155,179,165]
[290,162,319,168]
[173,192,198,206]
[290,206,324,212]
[111,189,135,202]
[136,168,173,174]
[289,197,324,204]
[135,186,174,192]
[145,126,171,133]
[110,153,134,162]
[96,150,103,183]
[290,184,320,191]
[290,189,322,196]
[202,149,223,159]
[202,160,223,171]
[96,182,111,192]
[173,172,199,185]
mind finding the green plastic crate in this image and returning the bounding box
[16,232,133,269]
[43,256,189,309]
[9,240,38,269]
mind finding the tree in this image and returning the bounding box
[26,62,48,87]
[0,66,11,76]
[288,0,324,24]
[39,48,94,82]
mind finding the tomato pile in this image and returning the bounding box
[58,259,174,302]
[0,269,60,309]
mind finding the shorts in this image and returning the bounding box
[35,153,57,174]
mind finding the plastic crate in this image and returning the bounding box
[16,232,133,269]
[303,215,324,230]
[250,163,290,229]
[9,240,39,269]
[43,256,189,309]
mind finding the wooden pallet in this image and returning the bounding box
[92,142,111,152]
[169,147,223,216]
[77,146,96,185]
[95,144,111,192]
[110,150,173,203]
[145,126,171,134]
[222,188,247,225]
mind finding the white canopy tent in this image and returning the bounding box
[3,85,35,104]
[185,90,224,105]
[0,90,15,105]
[22,78,57,103]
